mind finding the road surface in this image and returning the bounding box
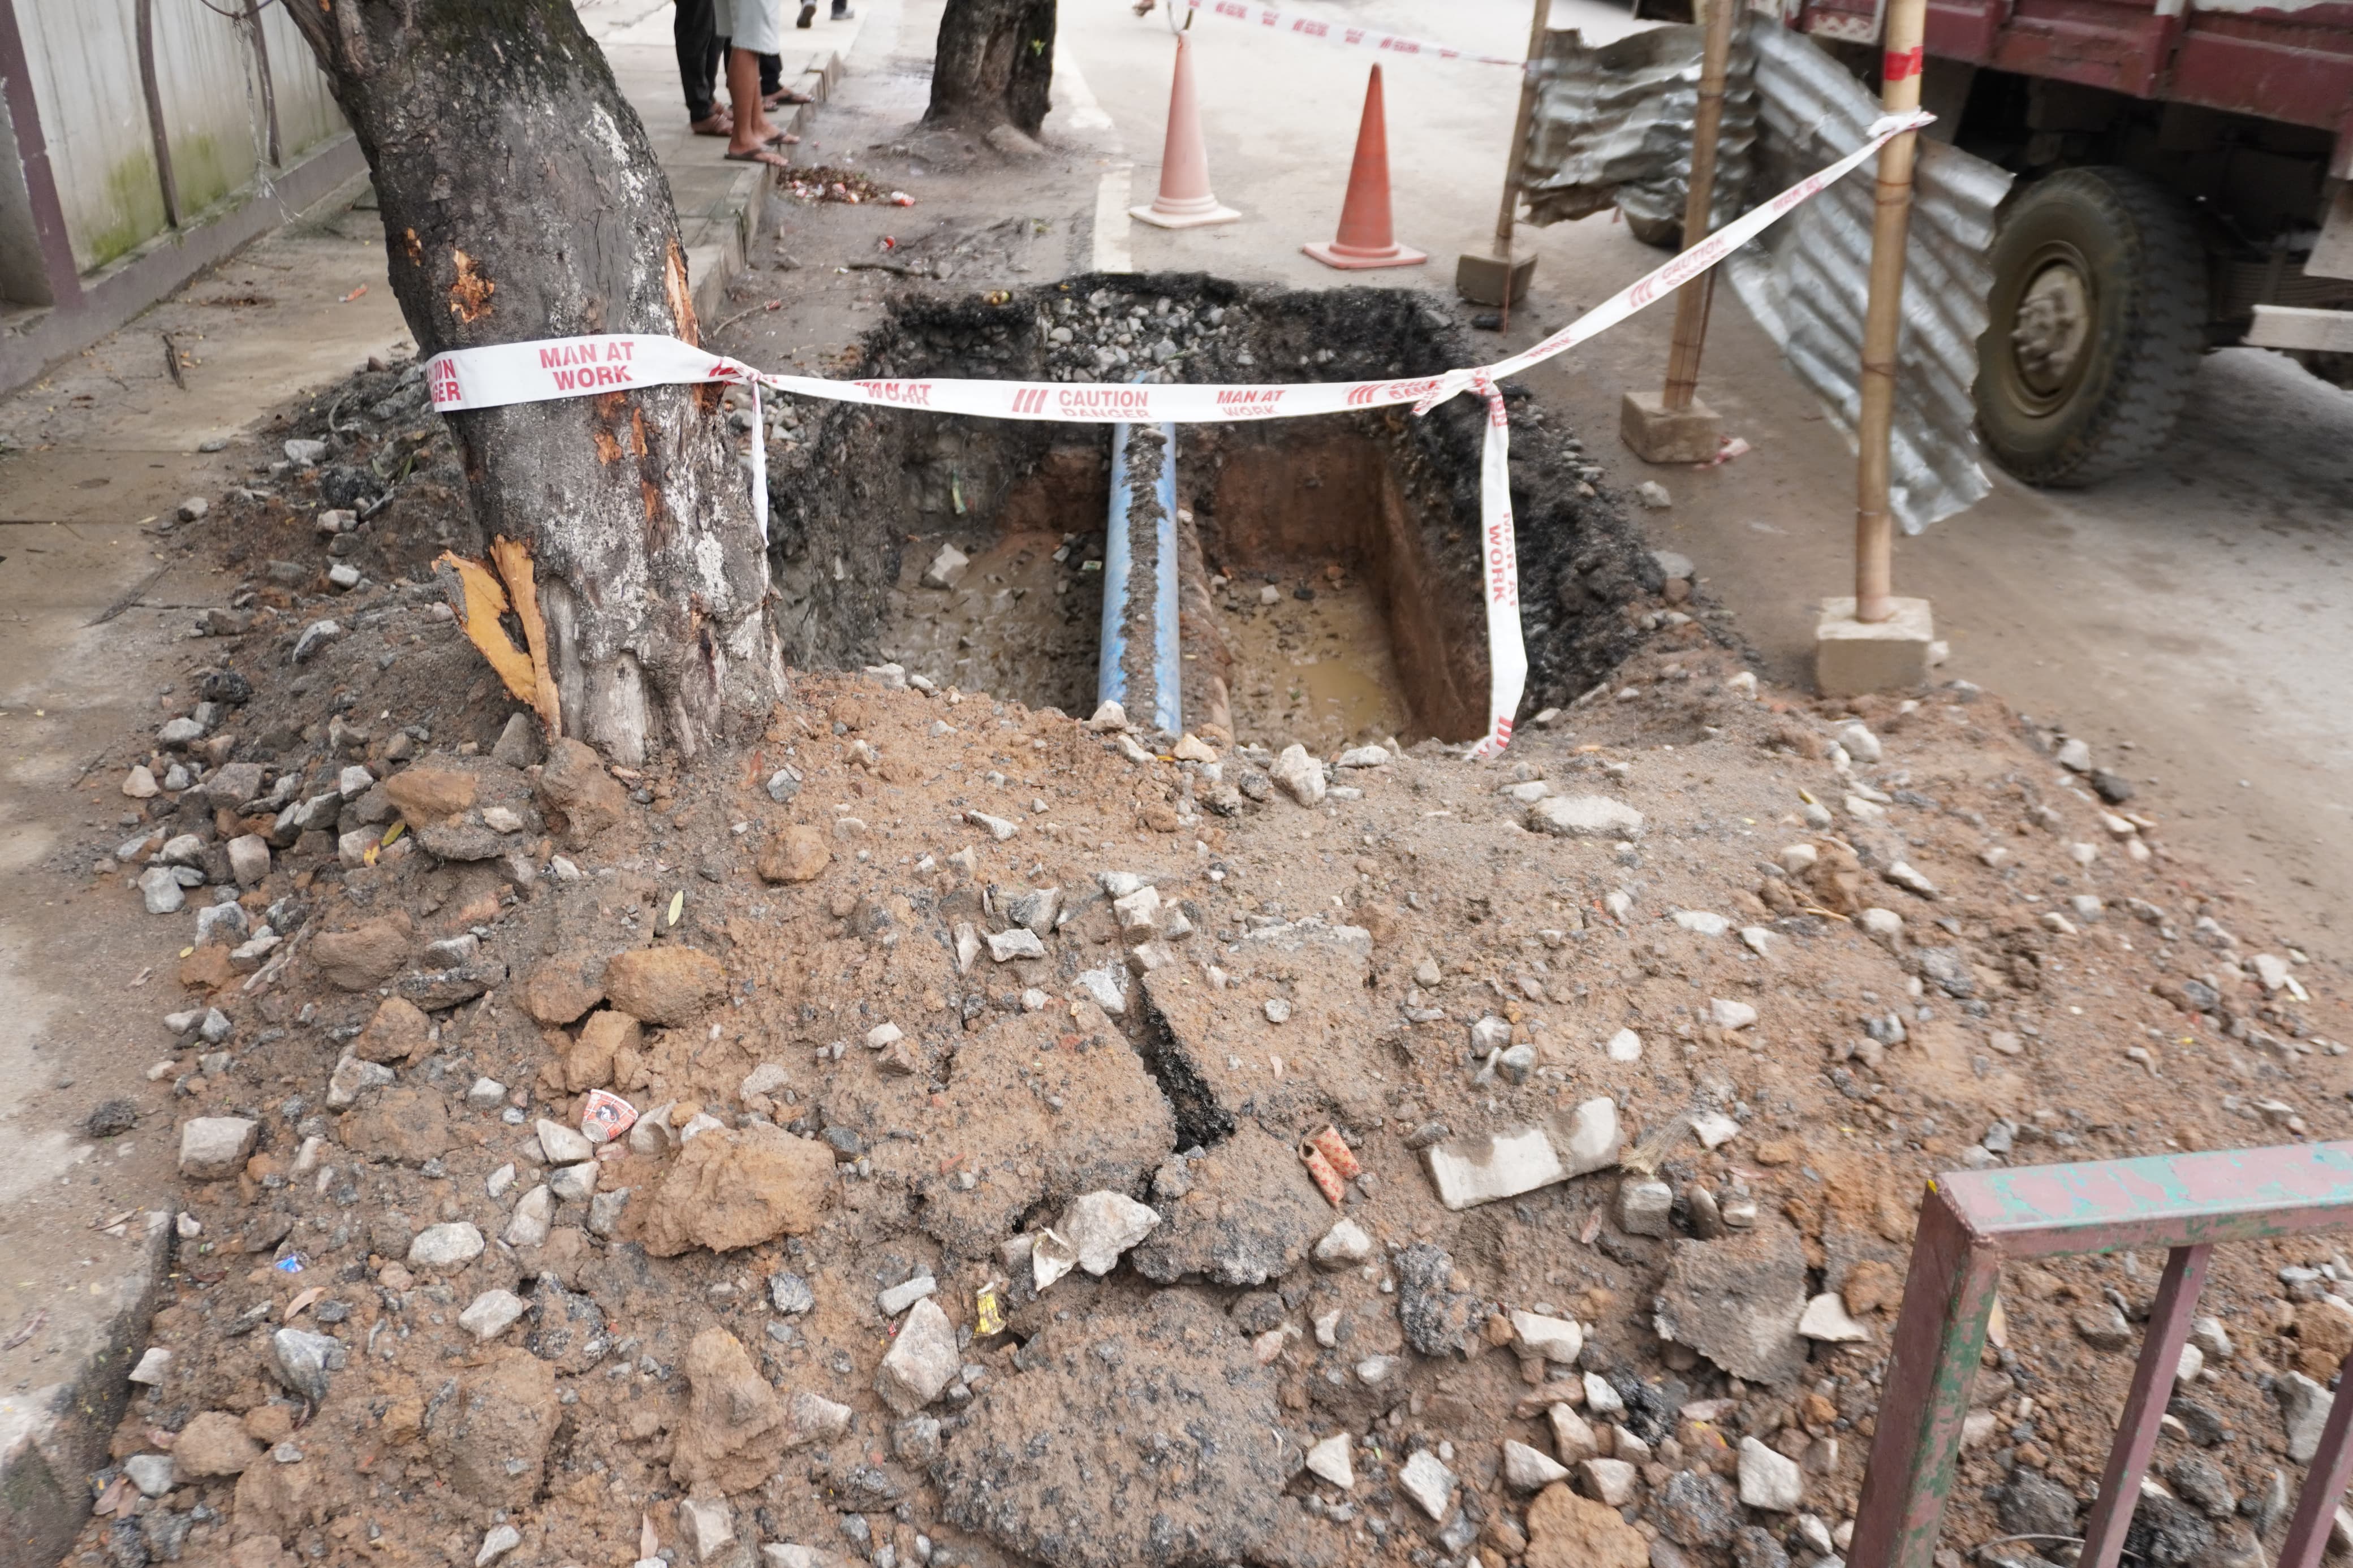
[1034,0,2353,948]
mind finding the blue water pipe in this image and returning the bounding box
[1098,417,1183,736]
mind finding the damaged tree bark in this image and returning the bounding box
[283,0,779,766]
[926,0,1057,135]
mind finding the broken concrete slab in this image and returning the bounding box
[933,1291,1286,1568]
[1131,1125,1328,1287]
[878,1005,1171,1262]
[1653,1222,1811,1385]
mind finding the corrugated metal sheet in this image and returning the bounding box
[1723,20,2013,533]
[1521,23,1757,237]
[1518,17,2013,533]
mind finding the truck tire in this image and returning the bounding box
[1974,166,2206,487]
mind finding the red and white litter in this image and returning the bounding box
[424,114,1929,760]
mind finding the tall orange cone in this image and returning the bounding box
[1130,32,1240,230]
[1304,65,1426,270]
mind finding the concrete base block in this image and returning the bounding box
[1455,251,1537,307]
[1815,597,1936,696]
[1620,391,1723,464]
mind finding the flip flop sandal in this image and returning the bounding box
[723,148,793,169]
[764,88,815,106]
[796,3,816,25]
[763,130,801,146]
[691,114,733,137]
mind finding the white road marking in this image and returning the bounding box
[1093,166,1136,274]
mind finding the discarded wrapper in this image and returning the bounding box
[581,1089,638,1145]
[273,1255,304,1273]
[975,1282,1006,1337]
[1305,1126,1361,1182]
[1300,1144,1346,1208]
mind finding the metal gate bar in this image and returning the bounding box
[1850,1141,2353,1568]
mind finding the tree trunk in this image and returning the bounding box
[927,0,1057,135]
[283,0,778,766]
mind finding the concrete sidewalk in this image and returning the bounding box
[578,0,871,320]
[0,14,875,1559]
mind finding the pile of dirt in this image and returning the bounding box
[51,350,2353,1568]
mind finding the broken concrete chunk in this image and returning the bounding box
[1510,1311,1585,1364]
[1305,1432,1355,1489]
[1314,1217,1374,1270]
[536,1117,593,1165]
[1398,1449,1459,1521]
[2279,1372,2333,1463]
[1062,1190,1161,1275]
[922,542,970,590]
[1075,965,1127,1014]
[408,1221,485,1269]
[1799,1292,1872,1344]
[1528,795,1645,839]
[1654,1224,1810,1385]
[1504,1438,1572,1493]
[876,1297,959,1415]
[269,1327,342,1402]
[986,926,1045,962]
[1618,1177,1673,1237]
[1422,1098,1619,1211]
[178,1116,257,1180]
[1710,997,1760,1030]
[459,1289,527,1341]
[1739,1436,1804,1510]
[1270,744,1326,806]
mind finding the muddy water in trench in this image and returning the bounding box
[882,543,1420,754]
[1216,571,1413,754]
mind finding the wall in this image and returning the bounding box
[0,0,364,394]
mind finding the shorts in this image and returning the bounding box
[713,0,784,54]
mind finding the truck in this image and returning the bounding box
[1783,0,2353,484]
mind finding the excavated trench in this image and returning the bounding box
[769,275,1658,743]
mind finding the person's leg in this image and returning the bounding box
[675,0,723,124]
[724,1,797,150]
[797,1,816,28]
[761,54,813,106]
[723,45,794,159]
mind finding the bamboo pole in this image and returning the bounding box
[1492,0,1555,262]
[1853,0,1928,624]
[1660,0,1735,411]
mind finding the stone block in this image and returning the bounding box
[1619,390,1723,465]
[1816,595,1936,697]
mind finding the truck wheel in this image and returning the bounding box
[1974,167,2206,487]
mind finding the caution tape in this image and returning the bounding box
[1176,0,1525,67]
[424,113,1930,759]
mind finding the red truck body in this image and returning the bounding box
[1795,0,2353,176]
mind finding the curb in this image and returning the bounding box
[0,1213,173,1568]
[687,42,855,326]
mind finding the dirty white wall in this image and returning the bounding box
[12,0,347,275]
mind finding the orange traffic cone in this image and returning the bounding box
[1304,66,1425,270]
[1130,32,1240,230]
